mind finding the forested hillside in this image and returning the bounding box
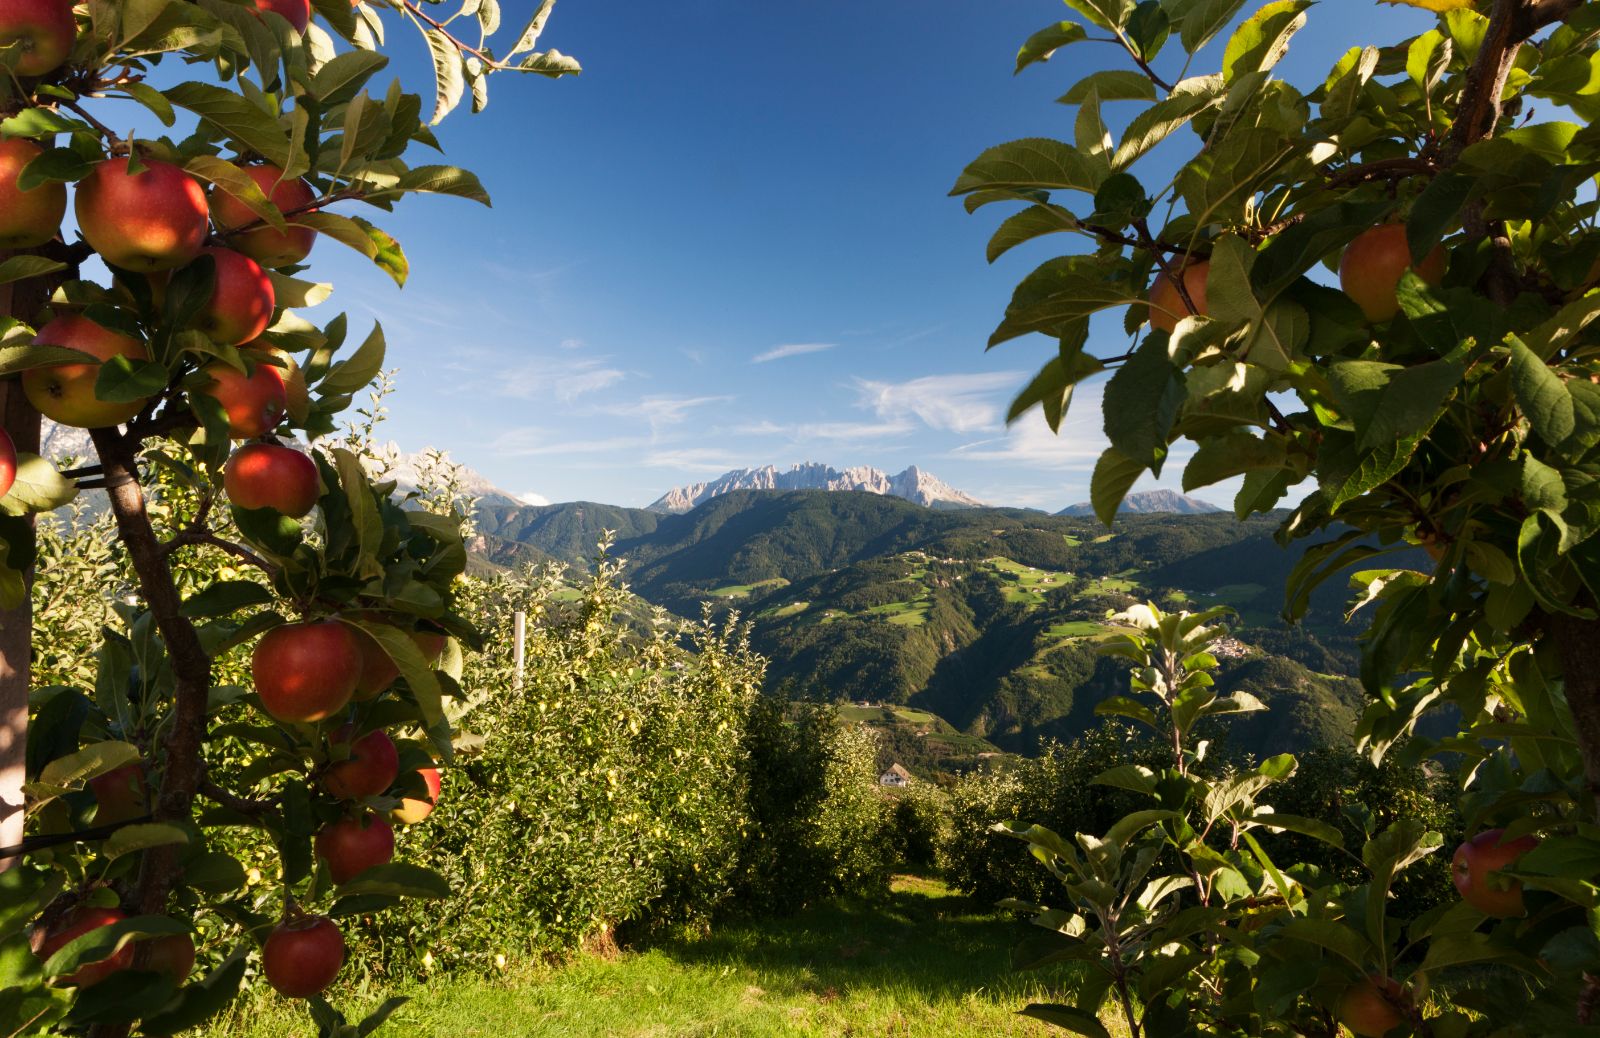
[472,490,1410,769]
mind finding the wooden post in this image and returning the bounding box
[512,610,526,691]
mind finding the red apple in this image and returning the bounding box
[1339,224,1448,323]
[196,360,287,438]
[1148,260,1209,333]
[315,810,394,883]
[323,727,399,800]
[390,767,441,824]
[32,906,133,987]
[88,761,147,825]
[411,627,447,665]
[249,344,310,424]
[22,314,151,428]
[75,158,208,272]
[1337,975,1409,1038]
[0,137,66,247]
[0,0,76,77]
[224,443,319,517]
[188,247,274,345]
[346,617,400,700]
[211,164,318,269]
[261,915,343,998]
[0,426,14,500]
[142,932,195,984]
[1452,828,1539,918]
[251,620,361,723]
[253,0,309,33]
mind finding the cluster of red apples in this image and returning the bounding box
[4,0,447,1000]
[1147,223,1447,333]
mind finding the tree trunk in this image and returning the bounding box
[1546,612,1600,820]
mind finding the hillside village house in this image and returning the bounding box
[879,764,912,787]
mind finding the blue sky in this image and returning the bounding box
[307,0,1432,510]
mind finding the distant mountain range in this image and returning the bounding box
[1058,489,1222,517]
[648,463,985,513]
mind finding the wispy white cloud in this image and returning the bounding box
[596,394,733,432]
[854,371,1023,434]
[488,429,651,457]
[642,447,752,473]
[733,418,915,445]
[492,355,627,402]
[752,342,836,364]
[518,491,551,506]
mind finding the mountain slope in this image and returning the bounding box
[649,463,984,513]
[1058,489,1222,516]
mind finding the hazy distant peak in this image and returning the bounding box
[1057,489,1222,517]
[648,463,984,513]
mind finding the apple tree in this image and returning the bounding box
[959,0,1600,1033]
[0,0,576,1033]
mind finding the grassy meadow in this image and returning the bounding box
[209,876,1087,1038]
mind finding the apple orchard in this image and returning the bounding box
[0,0,575,1032]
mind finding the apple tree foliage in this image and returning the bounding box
[0,0,576,1034]
[959,0,1600,1033]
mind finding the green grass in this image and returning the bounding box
[209,876,1080,1037]
[1212,582,1265,602]
[1045,620,1102,640]
[984,557,1071,608]
[760,601,810,619]
[709,578,791,599]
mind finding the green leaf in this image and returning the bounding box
[1180,0,1248,53]
[1005,340,1103,431]
[104,823,189,859]
[1419,932,1545,975]
[987,204,1079,263]
[1090,446,1147,525]
[43,916,188,983]
[180,580,275,618]
[139,946,248,1036]
[1245,811,1345,848]
[332,862,451,899]
[1103,334,1184,467]
[1016,21,1088,73]
[0,454,77,516]
[163,83,291,168]
[93,355,168,404]
[184,155,287,232]
[344,618,451,761]
[0,256,67,286]
[950,138,1107,197]
[38,741,140,789]
[1278,918,1372,971]
[1093,763,1158,794]
[392,165,491,205]
[1511,337,1600,459]
[318,322,386,396]
[119,81,176,125]
[422,28,466,124]
[1221,0,1310,83]
[16,148,93,191]
[1019,1004,1111,1038]
[507,0,557,57]
[1112,75,1225,169]
[1063,0,1134,31]
[0,108,85,138]
[1059,69,1156,103]
[0,343,94,376]
[1326,356,1463,453]
[311,49,389,102]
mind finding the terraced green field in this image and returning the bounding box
[710,577,791,599]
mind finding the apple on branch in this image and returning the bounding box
[0,137,67,247]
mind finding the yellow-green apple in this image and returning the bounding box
[188,247,275,345]
[224,442,319,517]
[88,762,147,825]
[1337,975,1408,1038]
[323,727,399,800]
[23,315,150,428]
[196,360,287,438]
[0,0,76,76]
[75,158,208,272]
[1452,828,1539,918]
[1148,260,1209,333]
[251,620,361,723]
[261,916,343,997]
[31,906,133,987]
[390,767,441,824]
[1339,224,1447,322]
[0,137,66,246]
[314,811,394,883]
[210,164,317,268]
[0,427,13,499]
[253,0,309,32]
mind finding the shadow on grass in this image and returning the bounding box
[652,875,1062,1006]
